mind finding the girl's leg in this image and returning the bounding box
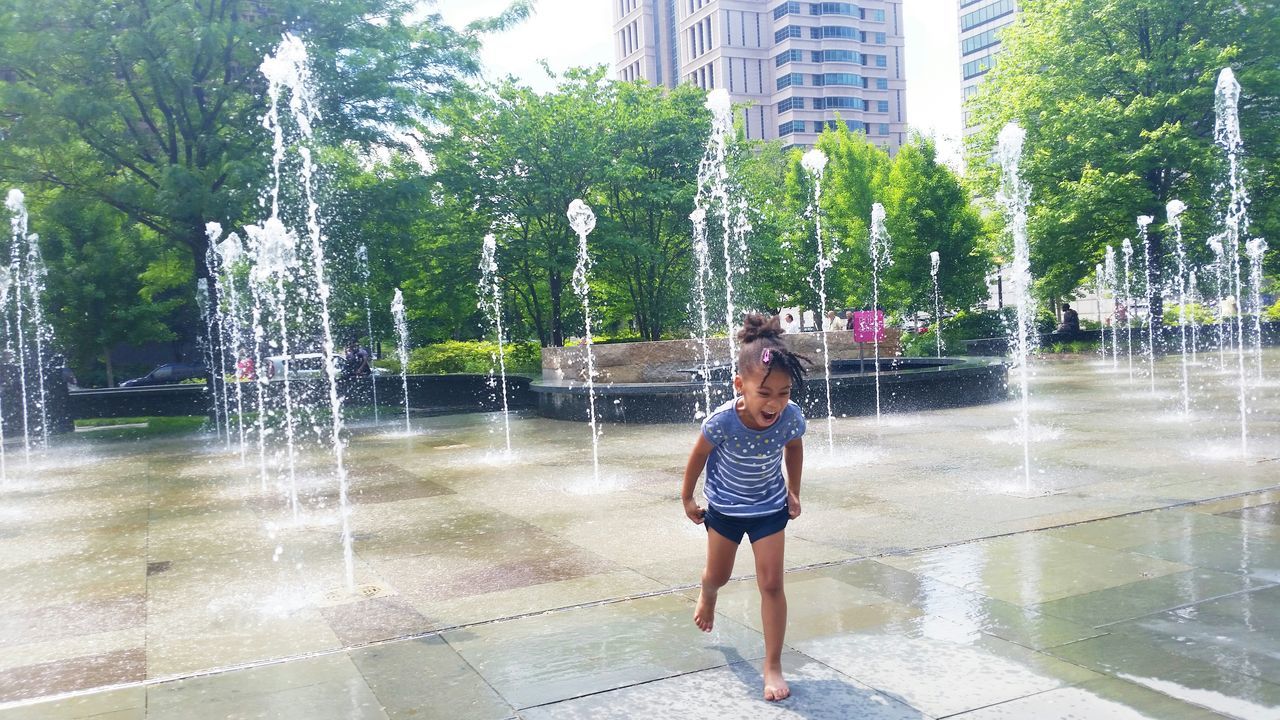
[752,530,789,701]
[694,528,738,632]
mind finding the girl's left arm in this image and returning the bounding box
[784,437,803,519]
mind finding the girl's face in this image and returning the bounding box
[734,365,793,429]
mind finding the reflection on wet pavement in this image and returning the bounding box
[1,353,1279,717]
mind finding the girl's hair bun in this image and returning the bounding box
[738,312,784,344]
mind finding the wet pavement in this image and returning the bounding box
[1,352,1278,718]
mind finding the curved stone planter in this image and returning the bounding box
[531,356,1009,423]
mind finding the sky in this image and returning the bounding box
[435,0,963,160]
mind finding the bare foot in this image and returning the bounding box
[763,664,790,701]
[693,589,717,632]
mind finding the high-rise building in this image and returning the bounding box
[958,0,1018,134]
[612,0,907,152]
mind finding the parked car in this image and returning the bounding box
[120,362,207,387]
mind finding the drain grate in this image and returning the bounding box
[316,583,393,607]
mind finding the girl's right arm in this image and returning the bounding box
[681,432,715,524]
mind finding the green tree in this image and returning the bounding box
[882,135,991,314]
[966,0,1280,316]
[37,193,190,386]
[0,0,528,359]
[593,81,709,341]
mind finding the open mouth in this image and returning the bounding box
[760,409,779,424]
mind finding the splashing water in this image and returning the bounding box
[1121,238,1135,381]
[4,190,42,464]
[689,207,714,418]
[868,203,892,421]
[356,245,379,424]
[1245,238,1268,380]
[1167,199,1190,415]
[568,199,601,482]
[1095,262,1107,362]
[996,123,1036,492]
[257,33,354,587]
[930,251,943,358]
[1105,246,1119,368]
[693,89,749,377]
[391,289,411,434]
[479,235,512,455]
[1206,232,1229,363]
[802,149,835,452]
[1188,270,1200,364]
[1214,68,1251,458]
[210,225,249,462]
[1138,215,1156,392]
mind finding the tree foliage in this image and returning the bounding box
[431,69,710,346]
[966,0,1280,309]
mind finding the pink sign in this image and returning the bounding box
[852,310,886,343]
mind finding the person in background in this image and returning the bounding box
[343,340,372,377]
[822,310,842,332]
[781,312,801,334]
[1056,303,1081,334]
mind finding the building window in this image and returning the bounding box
[875,77,889,90]
[961,0,1014,31]
[963,84,980,99]
[873,32,886,44]
[777,73,804,90]
[775,25,803,42]
[814,49,860,64]
[962,53,995,79]
[962,27,1005,56]
[819,72,861,86]
[779,120,806,136]
[778,96,806,113]
[877,123,890,135]
[817,96,865,110]
[874,54,887,67]
[868,8,885,22]
[876,100,889,112]
[811,25,857,40]
[773,1,801,19]
[776,49,804,67]
[809,2,859,16]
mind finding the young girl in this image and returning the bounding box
[681,313,808,702]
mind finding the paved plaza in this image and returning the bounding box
[1,354,1278,718]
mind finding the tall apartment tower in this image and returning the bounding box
[613,0,907,152]
[958,0,1018,134]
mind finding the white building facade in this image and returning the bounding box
[613,0,907,152]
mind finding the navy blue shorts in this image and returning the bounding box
[705,505,789,545]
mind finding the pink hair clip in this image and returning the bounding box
[761,348,773,364]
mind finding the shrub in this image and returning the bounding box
[1162,302,1217,327]
[375,340,541,375]
[1263,299,1280,322]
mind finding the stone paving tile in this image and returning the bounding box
[146,653,386,720]
[820,560,1105,650]
[1032,568,1275,628]
[1044,630,1280,718]
[948,676,1229,719]
[519,651,927,719]
[442,593,764,709]
[878,533,1193,606]
[348,636,514,720]
[1105,586,1280,685]
[794,624,1100,718]
[1221,502,1280,527]
[0,687,145,720]
[0,648,145,703]
[318,596,434,647]
[1126,531,1280,583]
[1042,509,1251,550]
[0,594,145,648]
[412,569,667,629]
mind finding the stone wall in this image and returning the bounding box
[541,330,903,383]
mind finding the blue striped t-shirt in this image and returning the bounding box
[701,398,806,517]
